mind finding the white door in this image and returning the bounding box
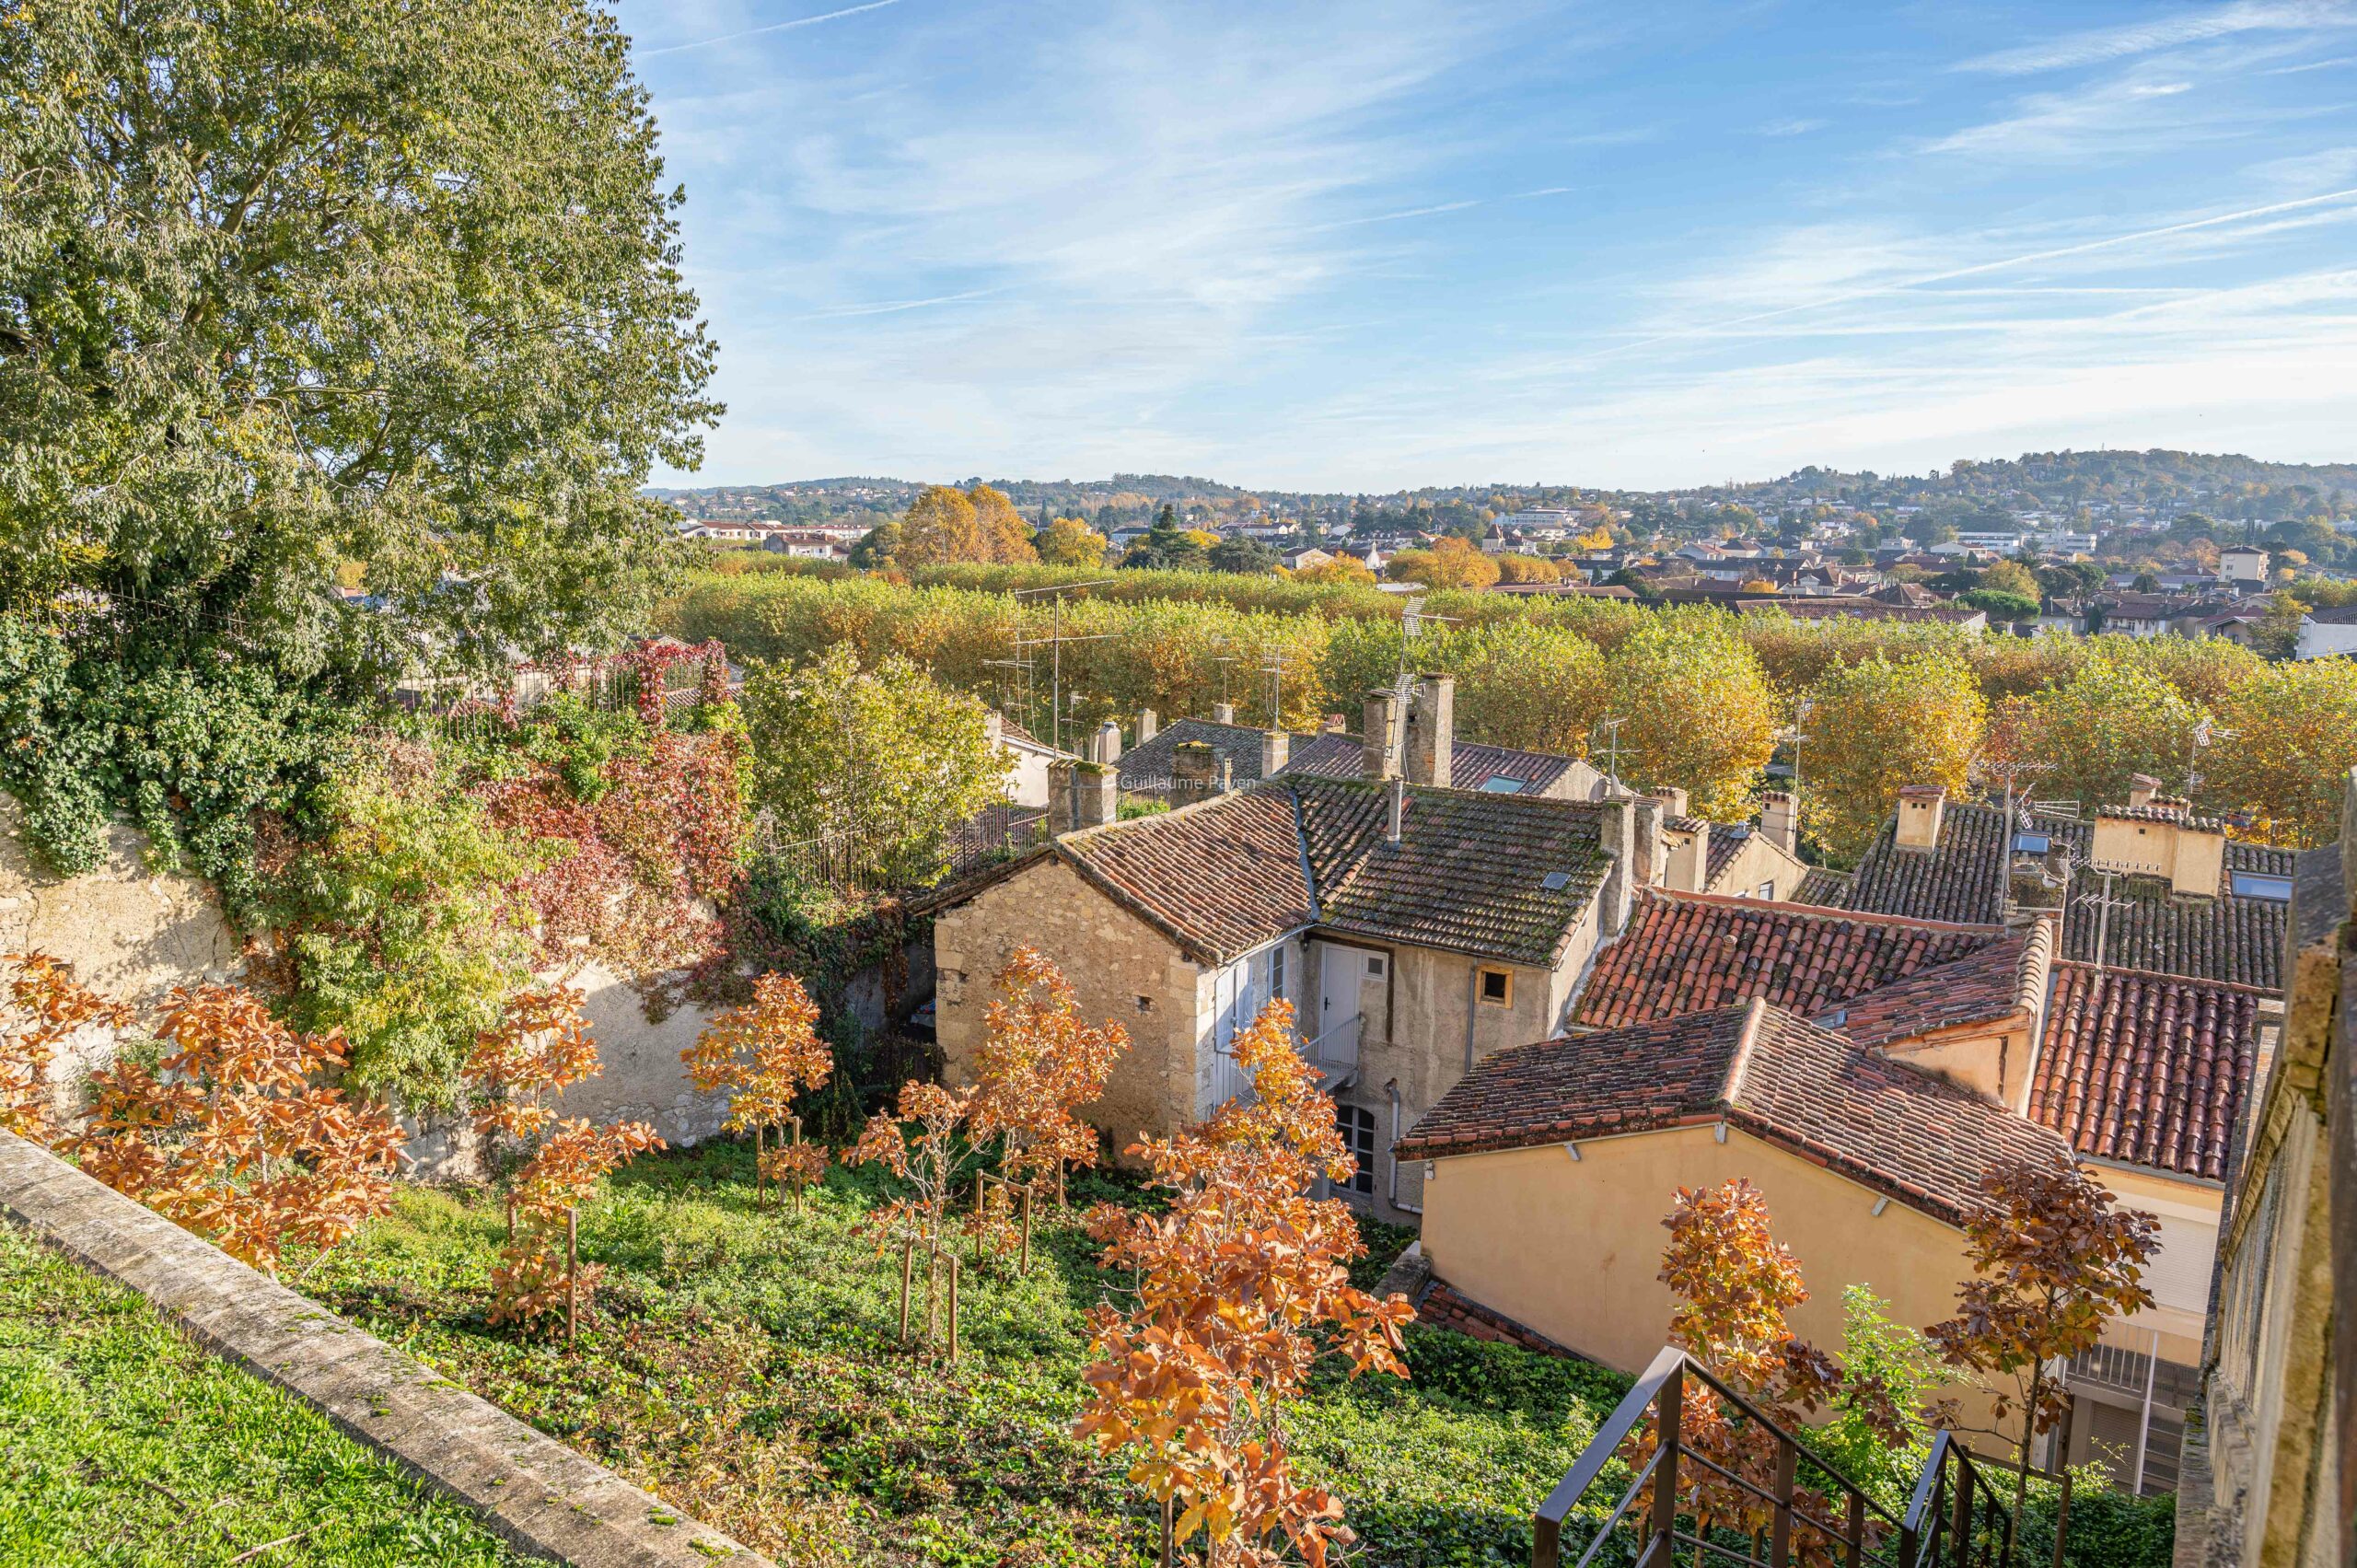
[1315,945,1363,1067]
[1208,963,1250,1109]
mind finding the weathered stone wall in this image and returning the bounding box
[0,798,241,1117]
[0,1132,772,1568]
[934,856,1202,1153]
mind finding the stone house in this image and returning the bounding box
[931,755,1707,1222]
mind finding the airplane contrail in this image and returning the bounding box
[643,0,903,58]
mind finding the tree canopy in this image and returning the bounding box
[0,0,721,674]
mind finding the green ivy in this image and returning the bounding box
[0,613,351,910]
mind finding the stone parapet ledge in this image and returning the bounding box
[0,1132,771,1568]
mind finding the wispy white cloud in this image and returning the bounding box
[1758,117,1826,136]
[641,0,903,57]
[1956,1,2353,75]
[1921,74,2201,161]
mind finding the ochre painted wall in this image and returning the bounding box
[1417,1122,2013,1442]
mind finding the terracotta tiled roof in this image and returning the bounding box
[1295,778,1610,966]
[1839,798,2288,986]
[1056,775,1610,968]
[1058,787,1316,964]
[1398,997,2072,1225]
[1281,732,1586,796]
[1117,718,1335,792]
[1826,920,2051,1049]
[1571,890,2009,1030]
[1792,866,1853,908]
[1841,799,2086,924]
[1703,826,1751,889]
[2058,880,2284,992]
[1449,742,1584,796]
[2031,962,2262,1180]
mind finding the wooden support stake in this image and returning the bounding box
[1019,1184,1033,1273]
[755,1121,765,1210]
[947,1255,960,1365]
[791,1115,804,1217]
[926,1248,940,1347]
[1160,1494,1173,1568]
[565,1209,579,1346]
[899,1236,914,1344]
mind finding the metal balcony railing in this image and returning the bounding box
[1529,1347,2020,1568]
[1304,1012,1362,1068]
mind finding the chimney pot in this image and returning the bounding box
[1894,784,1946,850]
[1760,791,1798,856]
[1137,707,1158,743]
[1261,729,1290,777]
[1094,720,1122,766]
[2127,772,2163,809]
[1648,785,1689,819]
[1211,702,1235,725]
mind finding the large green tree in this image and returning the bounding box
[1801,652,1984,863]
[1,0,720,670]
[738,648,1004,888]
[1602,612,1779,819]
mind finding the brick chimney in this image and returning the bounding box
[1072,760,1117,830]
[1094,720,1122,765]
[1648,785,1689,819]
[1759,791,1798,856]
[2093,802,2226,896]
[1137,707,1158,743]
[1403,672,1456,789]
[1261,729,1290,777]
[1211,702,1235,724]
[1320,713,1349,733]
[1047,759,1073,832]
[1171,741,1218,807]
[2127,772,2163,809]
[1894,784,1946,850]
[1362,689,1400,780]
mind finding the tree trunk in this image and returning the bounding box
[2008,1364,2045,1568]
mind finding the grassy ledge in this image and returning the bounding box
[0,1220,540,1568]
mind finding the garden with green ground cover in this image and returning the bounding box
[0,1222,538,1568]
[299,1141,1628,1568]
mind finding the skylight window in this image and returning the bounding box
[2231,871,2293,903]
[1479,776,1526,793]
[2014,832,2051,854]
[1541,870,1573,891]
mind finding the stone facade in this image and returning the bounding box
[935,857,1206,1154]
[935,850,1610,1224]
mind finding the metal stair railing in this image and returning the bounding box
[1530,1347,2000,1568]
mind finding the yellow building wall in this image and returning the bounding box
[1418,1122,2013,1441]
[2096,1162,2224,1369]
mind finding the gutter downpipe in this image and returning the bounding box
[1386,1078,1422,1215]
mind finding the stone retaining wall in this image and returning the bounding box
[0,1132,772,1568]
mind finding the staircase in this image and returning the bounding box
[1530,1347,2025,1568]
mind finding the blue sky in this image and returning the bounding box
[621,1,2357,492]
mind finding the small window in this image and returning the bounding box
[2231,871,2293,903]
[1541,870,1573,891]
[1336,1105,1377,1195]
[2014,832,2050,854]
[1479,968,1513,1006]
[1479,777,1526,794]
[1366,955,1386,978]
[1757,881,1775,900]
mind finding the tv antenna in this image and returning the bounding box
[1009,579,1115,752]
